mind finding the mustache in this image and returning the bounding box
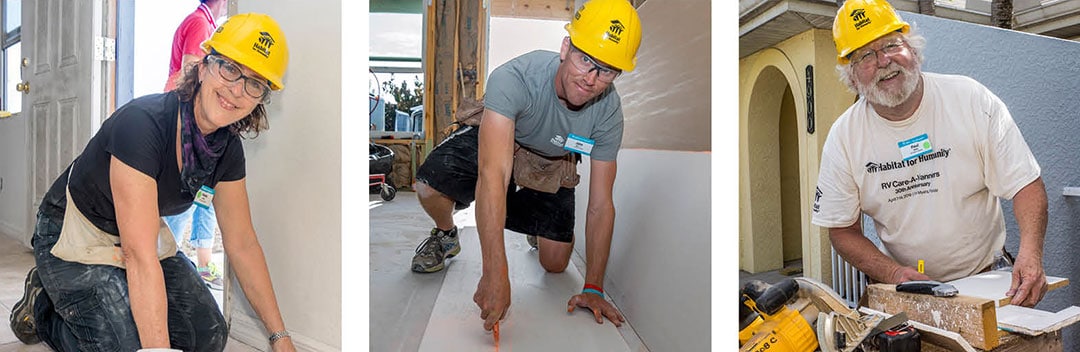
[873,63,905,81]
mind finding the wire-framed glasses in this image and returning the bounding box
[206,54,271,102]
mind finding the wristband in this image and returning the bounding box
[582,284,604,298]
[269,330,290,344]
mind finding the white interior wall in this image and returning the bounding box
[486,17,564,75]
[575,150,711,351]
[228,0,342,350]
[0,110,28,244]
[573,0,712,350]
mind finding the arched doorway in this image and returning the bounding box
[743,65,803,274]
[779,85,803,266]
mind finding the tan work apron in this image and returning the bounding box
[50,164,178,268]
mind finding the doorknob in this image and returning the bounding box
[15,81,28,94]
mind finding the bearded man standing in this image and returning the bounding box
[812,0,1049,307]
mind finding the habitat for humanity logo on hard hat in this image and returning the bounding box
[253,31,275,58]
[606,20,624,44]
[851,8,871,30]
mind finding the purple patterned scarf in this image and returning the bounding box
[179,100,228,196]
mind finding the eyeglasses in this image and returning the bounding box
[567,44,621,82]
[206,54,271,102]
[848,39,908,68]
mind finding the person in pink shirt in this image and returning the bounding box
[165,0,227,91]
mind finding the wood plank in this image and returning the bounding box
[991,330,1063,352]
[427,0,486,144]
[866,283,999,350]
[795,277,858,317]
[996,305,1080,336]
[423,2,437,143]
[946,270,1069,307]
[490,0,574,20]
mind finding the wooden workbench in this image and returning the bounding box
[921,330,1061,352]
[866,281,1072,352]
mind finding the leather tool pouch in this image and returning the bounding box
[442,96,486,138]
[455,96,485,127]
[512,143,580,194]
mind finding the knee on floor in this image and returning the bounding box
[540,256,570,273]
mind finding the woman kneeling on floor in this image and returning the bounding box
[9,13,296,352]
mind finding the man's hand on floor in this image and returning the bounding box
[567,293,624,327]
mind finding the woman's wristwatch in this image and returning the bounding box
[269,330,290,344]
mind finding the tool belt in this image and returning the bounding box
[51,163,177,268]
[445,96,581,193]
[513,143,580,194]
[442,96,486,138]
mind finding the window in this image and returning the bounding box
[369,12,423,134]
[2,0,20,113]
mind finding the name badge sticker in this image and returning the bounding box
[898,133,933,161]
[194,185,215,209]
[563,133,595,155]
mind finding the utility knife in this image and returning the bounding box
[896,280,959,297]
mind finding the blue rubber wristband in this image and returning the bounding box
[582,288,604,298]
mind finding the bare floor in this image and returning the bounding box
[369,191,647,351]
[0,234,254,351]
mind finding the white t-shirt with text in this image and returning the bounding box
[812,72,1040,282]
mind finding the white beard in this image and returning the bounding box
[856,61,921,108]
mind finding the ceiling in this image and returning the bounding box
[740,0,1080,59]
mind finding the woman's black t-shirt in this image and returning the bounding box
[39,91,246,236]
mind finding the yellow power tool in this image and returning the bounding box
[739,278,818,352]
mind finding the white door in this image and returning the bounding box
[23,0,109,244]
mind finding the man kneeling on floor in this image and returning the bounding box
[408,0,642,332]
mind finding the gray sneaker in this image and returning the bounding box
[411,227,461,273]
[10,267,42,344]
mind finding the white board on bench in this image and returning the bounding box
[997,305,1080,336]
[946,270,1069,307]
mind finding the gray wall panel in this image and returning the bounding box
[904,11,1080,348]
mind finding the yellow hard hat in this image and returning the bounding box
[833,0,909,64]
[202,13,289,90]
[564,0,642,72]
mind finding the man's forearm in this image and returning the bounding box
[475,170,510,276]
[1012,177,1047,261]
[830,223,907,283]
[475,111,515,277]
[584,203,615,286]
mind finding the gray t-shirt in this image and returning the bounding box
[484,50,624,161]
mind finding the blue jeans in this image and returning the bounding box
[164,204,218,249]
[31,210,227,351]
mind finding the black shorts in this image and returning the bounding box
[415,126,576,243]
